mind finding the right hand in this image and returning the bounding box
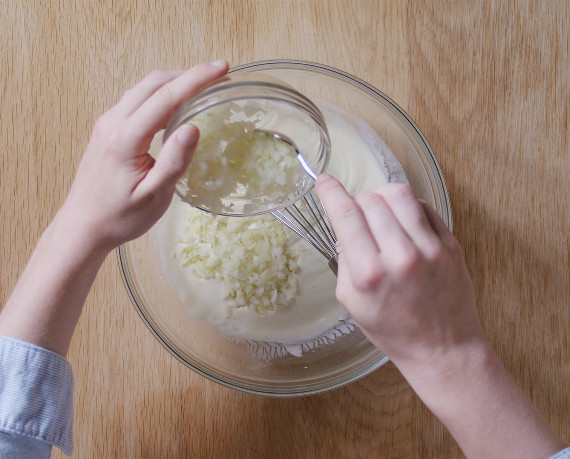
[315,174,486,374]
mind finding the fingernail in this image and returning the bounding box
[317,173,333,182]
[210,59,227,69]
[176,125,199,147]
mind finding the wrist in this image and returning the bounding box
[0,203,111,356]
[396,337,564,458]
[394,334,495,405]
[54,201,116,258]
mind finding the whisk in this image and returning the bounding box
[265,130,339,276]
[271,191,339,276]
[175,126,339,274]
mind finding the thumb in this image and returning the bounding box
[140,124,199,195]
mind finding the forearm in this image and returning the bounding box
[0,205,111,356]
[0,64,228,358]
[398,339,565,459]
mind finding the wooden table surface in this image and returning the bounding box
[1,1,568,457]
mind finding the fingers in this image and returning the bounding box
[334,255,352,305]
[137,124,199,197]
[419,200,455,243]
[123,61,229,141]
[317,175,450,268]
[315,174,380,272]
[354,191,416,258]
[111,70,184,121]
[374,184,442,258]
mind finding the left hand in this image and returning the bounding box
[60,61,229,251]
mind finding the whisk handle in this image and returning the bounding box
[328,258,338,277]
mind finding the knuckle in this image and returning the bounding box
[393,248,422,277]
[148,69,166,80]
[355,191,383,210]
[382,183,416,202]
[446,236,463,258]
[353,260,384,290]
[315,175,340,198]
[147,70,173,88]
[335,287,348,306]
[424,241,446,264]
[105,125,125,146]
[161,157,186,180]
[331,198,360,223]
[410,208,428,230]
[93,113,112,134]
[153,84,175,107]
[120,87,133,102]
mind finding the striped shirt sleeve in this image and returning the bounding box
[0,336,73,456]
[550,448,570,459]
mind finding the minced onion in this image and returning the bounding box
[179,207,299,316]
[180,103,302,215]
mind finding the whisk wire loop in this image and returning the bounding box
[271,191,338,275]
[304,192,337,251]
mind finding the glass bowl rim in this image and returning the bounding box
[117,59,451,397]
[230,59,452,230]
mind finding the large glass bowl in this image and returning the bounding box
[117,60,452,397]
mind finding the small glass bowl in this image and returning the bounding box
[118,60,452,397]
[163,73,331,216]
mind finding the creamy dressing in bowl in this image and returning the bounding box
[158,102,405,351]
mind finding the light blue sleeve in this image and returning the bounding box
[550,447,570,459]
[0,336,73,457]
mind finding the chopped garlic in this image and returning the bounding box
[180,103,303,215]
[179,207,299,316]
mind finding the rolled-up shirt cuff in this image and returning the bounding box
[0,336,73,455]
[550,447,570,459]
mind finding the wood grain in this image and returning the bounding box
[1,1,567,457]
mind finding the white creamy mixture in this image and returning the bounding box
[158,103,404,345]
